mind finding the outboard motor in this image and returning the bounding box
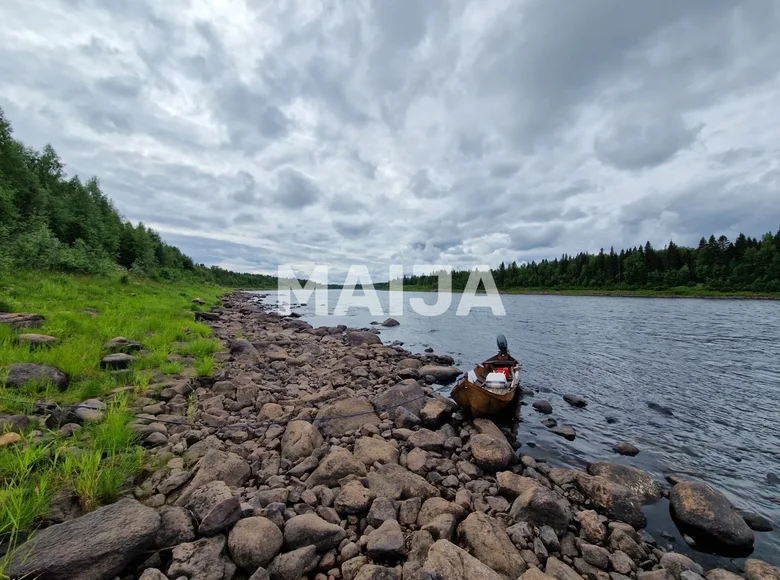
[497,333,509,354]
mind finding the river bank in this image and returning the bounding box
[3,291,778,580]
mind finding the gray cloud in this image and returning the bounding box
[0,0,778,277]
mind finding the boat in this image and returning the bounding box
[451,334,522,417]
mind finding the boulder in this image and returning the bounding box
[368,463,439,500]
[367,519,406,560]
[670,481,754,553]
[736,509,774,532]
[267,545,318,580]
[563,394,587,408]
[659,553,704,580]
[185,480,242,535]
[408,428,446,451]
[416,539,505,580]
[497,472,539,499]
[550,425,576,440]
[368,497,398,528]
[372,379,427,417]
[103,337,142,353]
[418,498,468,527]
[306,447,366,488]
[354,565,400,580]
[284,513,347,551]
[0,432,22,447]
[17,333,57,348]
[335,480,373,514]
[315,397,380,437]
[382,318,400,327]
[176,448,251,505]
[577,510,607,544]
[458,512,527,579]
[419,397,455,428]
[587,462,661,503]
[100,353,133,369]
[155,506,195,547]
[613,442,640,456]
[3,363,69,390]
[471,434,512,471]
[575,474,646,528]
[418,365,461,384]
[546,556,585,580]
[7,498,160,580]
[510,481,571,533]
[521,570,557,580]
[228,516,283,569]
[169,534,236,580]
[74,398,105,423]
[533,400,553,414]
[0,312,44,328]
[744,560,780,580]
[705,570,745,580]
[354,436,399,465]
[280,420,323,461]
[229,338,260,363]
[345,330,382,346]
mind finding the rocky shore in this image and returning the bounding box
[5,292,779,580]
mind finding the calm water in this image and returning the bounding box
[258,290,780,567]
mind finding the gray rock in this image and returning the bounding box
[100,353,134,369]
[268,545,319,580]
[367,463,439,500]
[576,474,646,529]
[307,447,366,488]
[398,497,422,526]
[3,363,69,390]
[345,330,382,346]
[458,511,527,579]
[372,379,427,417]
[354,436,399,465]
[416,539,505,580]
[7,498,159,580]
[393,406,421,428]
[580,543,609,569]
[550,425,577,441]
[744,560,780,580]
[228,516,284,569]
[577,510,607,544]
[175,448,250,505]
[417,365,461,384]
[736,509,774,532]
[354,565,400,580]
[563,394,587,408]
[510,480,571,534]
[533,400,553,414]
[368,497,398,528]
[343,556,371,580]
[408,428,446,451]
[670,481,754,552]
[660,553,704,580]
[138,569,167,580]
[169,535,236,580]
[335,480,373,514]
[367,518,406,560]
[156,507,195,547]
[418,497,468,527]
[419,397,456,428]
[281,421,324,462]
[613,442,640,457]
[587,462,661,503]
[704,570,742,580]
[249,567,271,580]
[185,480,241,535]
[284,513,347,551]
[546,556,585,580]
[403,530,435,578]
[315,397,380,437]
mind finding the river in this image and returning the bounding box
[257,289,780,568]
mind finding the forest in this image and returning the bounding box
[397,233,780,294]
[0,108,276,287]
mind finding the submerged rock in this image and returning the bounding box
[613,441,640,456]
[587,461,661,503]
[563,394,588,408]
[533,400,553,414]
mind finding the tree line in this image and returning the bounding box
[397,232,780,293]
[0,108,276,287]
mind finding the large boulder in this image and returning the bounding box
[345,330,382,346]
[335,480,374,514]
[367,519,407,560]
[471,418,514,471]
[315,397,380,437]
[306,447,366,488]
[670,481,754,553]
[267,546,318,580]
[418,365,461,384]
[372,379,427,417]
[744,559,780,580]
[169,534,236,580]
[509,480,571,534]
[368,463,439,500]
[185,480,241,535]
[280,421,323,461]
[458,512,527,579]
[417,498,468,527]
[416,539,505,580]
[576,473,646,528]
[176,448,250,505]
[7,498,160,580]
[3,363,69,390]
[497,472,539,499]
[354,436,399,465]
[284,513,347,551]
[228,516,283,569]
[229,338,260,363]
[587,462,662,503]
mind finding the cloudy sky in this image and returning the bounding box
[2,0,779,281]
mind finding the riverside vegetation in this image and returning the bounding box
[2,292,778,580]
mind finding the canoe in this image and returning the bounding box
[451,334,521,417]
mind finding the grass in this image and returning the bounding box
[0,270,228,575]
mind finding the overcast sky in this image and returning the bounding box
[1,0,779,281]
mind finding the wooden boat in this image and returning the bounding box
[451,334,521,417]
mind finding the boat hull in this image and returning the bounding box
[451,378,517,417]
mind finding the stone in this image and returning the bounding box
[158,469,192,495]
[587,462,662,503]
[345,330,382,346]
[155,506,195,547]
[228,516,284,569]
[522,570,557,580]
[609,529,646,562]
[458,511,527,579]
[744,560,780,580]
[267,545,318,580]
[546,556,586,580]
[540,525,560,552]
[394,406,421,428]
[185,480,242,535]
[408,428,445,451]
[613,442,640,457]
[406,447,428,473]
[418,365,462,384]
[73,398,106,423]
[471,434,512,471]
[563,394,587,408]
[497,472,539,498]
[418,497,468,527]
[368,497,398,528]
[138,570,167,580]
[705,571,743,580]
[0,432,22,447]
[175,448,250,504]
[550,425,576,440]
[510,481,571,533]
[354,436,399,465]
[736,509,774,532]
[577,510,607,544]
[659,553,703,580]
[229,338,260,362]
[315,397,380,437]
[398,497,422,526]
[367,518,406,560]
[580,543,609,569]
[284,513,347,552]
[0,312,44,328]
[281,420,324,461]
[533,400,553,414]
[416,539,504,580]
[576,474,646,528]
[669,481,754,553]
[169,535,237,580]
[103,336,142,353]
[382,318,400,327]
[17,333,57,348]
[307,447,367,488]
[7,498,160,580]
[639,572,672,580]
[403,530,434,578]
[419,397,455,428]
[422,513,457,540]
[100,353,133,369]
[3,363,69,390]
[354,565,400,580]
[610,551,635,575]
[367,463,439,500]
[335,480,374,514]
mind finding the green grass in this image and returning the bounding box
[0,270,228,575]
